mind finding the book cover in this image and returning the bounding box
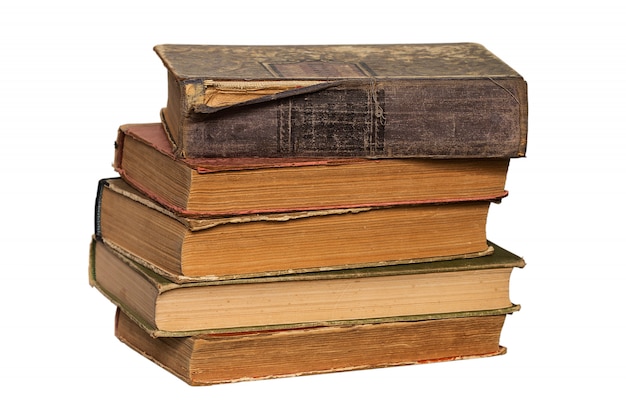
[114,122,510,217]
[89,236,524,336]
[155,43,527,158]
[114,307,514,386]
[95,178,496,282]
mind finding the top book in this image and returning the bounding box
[154,43,528,159]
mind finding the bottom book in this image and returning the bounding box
[114,307,515,386]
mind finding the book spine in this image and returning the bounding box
[94,178,109,240]
[168,78,527,158]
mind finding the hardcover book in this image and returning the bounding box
[90,237,524,336]
[95,178,497,282]
[154,43,527,158]
[114,123,510,216]
[114,307,515,386]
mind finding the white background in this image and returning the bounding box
[1,1,624,415]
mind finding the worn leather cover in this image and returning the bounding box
[114,307,514,385]
[154,43,528,158]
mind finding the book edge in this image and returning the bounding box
[113,298,521,338]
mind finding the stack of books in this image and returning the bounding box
[89,43,527,386]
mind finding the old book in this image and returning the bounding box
[154,43,527,158]
[114,307,514,386]
[95,178,497,282]
[90,237,523,336]
[115,123,510,216]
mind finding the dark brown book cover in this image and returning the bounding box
[155,43,527,158]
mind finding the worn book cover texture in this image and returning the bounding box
[155,43,528,158]
[114,308,513,386]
